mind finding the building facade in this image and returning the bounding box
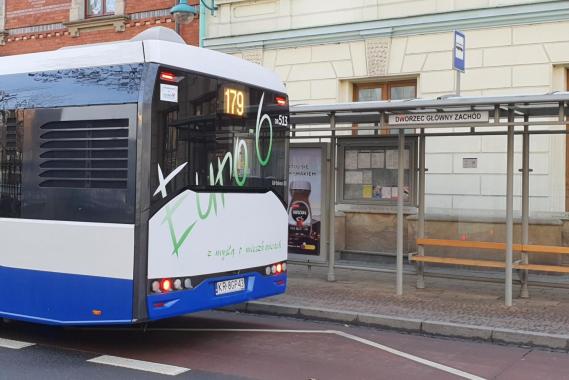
[0,0,199,55]
[203,0,569,257]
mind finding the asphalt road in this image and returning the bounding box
[0,311,568,380]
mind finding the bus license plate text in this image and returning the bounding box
[215,278,246,296]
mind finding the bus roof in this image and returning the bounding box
[0,27,286,94]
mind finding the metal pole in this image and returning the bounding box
[505,109,514,307]
[417,128,426,289]
[397,129,405,295]
[520,114,530,298]
[174,1,181,35]
[199,0,206,47]
[455,71,461,96]
[327,113,337,282]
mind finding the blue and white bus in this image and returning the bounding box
[0,27,289,325]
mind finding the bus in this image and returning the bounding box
[0,27,289,325]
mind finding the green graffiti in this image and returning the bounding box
[255,94,273,167]
[233,139,249,187]
[209,152,232,206]
[161,193,197,257]
[196,191,218,220]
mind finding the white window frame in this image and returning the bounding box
[70,0,125,22]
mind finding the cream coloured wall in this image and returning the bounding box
[210,0,554,39]
[212,3,569,213]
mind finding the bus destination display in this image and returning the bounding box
[221,85,248,117]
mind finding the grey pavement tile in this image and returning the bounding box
[268,264,569,341]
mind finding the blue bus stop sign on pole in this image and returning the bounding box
[453,30,465,72]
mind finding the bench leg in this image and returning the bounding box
[415,245,426,289]
[416,262,425,289]
[519,269,529,299]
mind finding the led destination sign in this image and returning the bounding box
[221,85,248,117]
[389,111,489,125]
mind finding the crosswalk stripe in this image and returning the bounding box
[0,338,35,350]
[87,355,190,376]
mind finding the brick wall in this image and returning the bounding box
[126,0,174,14]
[5,0,69,29]
[1,0,199,56]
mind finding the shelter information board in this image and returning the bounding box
[388,111,489,126]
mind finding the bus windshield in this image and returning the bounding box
[150,68,289,214]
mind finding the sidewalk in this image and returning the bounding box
[227,264,569,350]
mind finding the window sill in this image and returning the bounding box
[0,31,7,45]
[64,15,129,37]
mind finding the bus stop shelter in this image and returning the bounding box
[289,92,569,307]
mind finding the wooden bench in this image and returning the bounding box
[412,238,569,274]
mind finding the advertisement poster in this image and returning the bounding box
[288,147,323,256]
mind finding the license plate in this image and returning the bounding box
[215,278,245,296]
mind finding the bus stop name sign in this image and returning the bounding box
[388,111,489,125]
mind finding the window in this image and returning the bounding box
[0,66,141,223]
[150,68,289,214]
[353,80,417,102]
[353,80,417,135]
[338,138,416,205]
[68,0,125,36]
[86,0,115,17]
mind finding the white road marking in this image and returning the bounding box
[89,327,486,380]
[88,355,190,376]
[0,338,35,350]
[164,329,486,379]
[333,331,487,380]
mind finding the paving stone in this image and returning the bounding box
[357,313,422,332]
[246,302,300,316]
[492,328,569,350]
[299,306,358,323]
[422,321,493,340]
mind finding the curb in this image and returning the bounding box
[218,301,569,351]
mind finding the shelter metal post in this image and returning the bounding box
[327,113,337,282]
[397,129,405,295]
[520,114,530,298]
[416,128,426,289]
[505,109,514,307]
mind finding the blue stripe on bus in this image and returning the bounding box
[0,266,133,325]
[147,271,287,321]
